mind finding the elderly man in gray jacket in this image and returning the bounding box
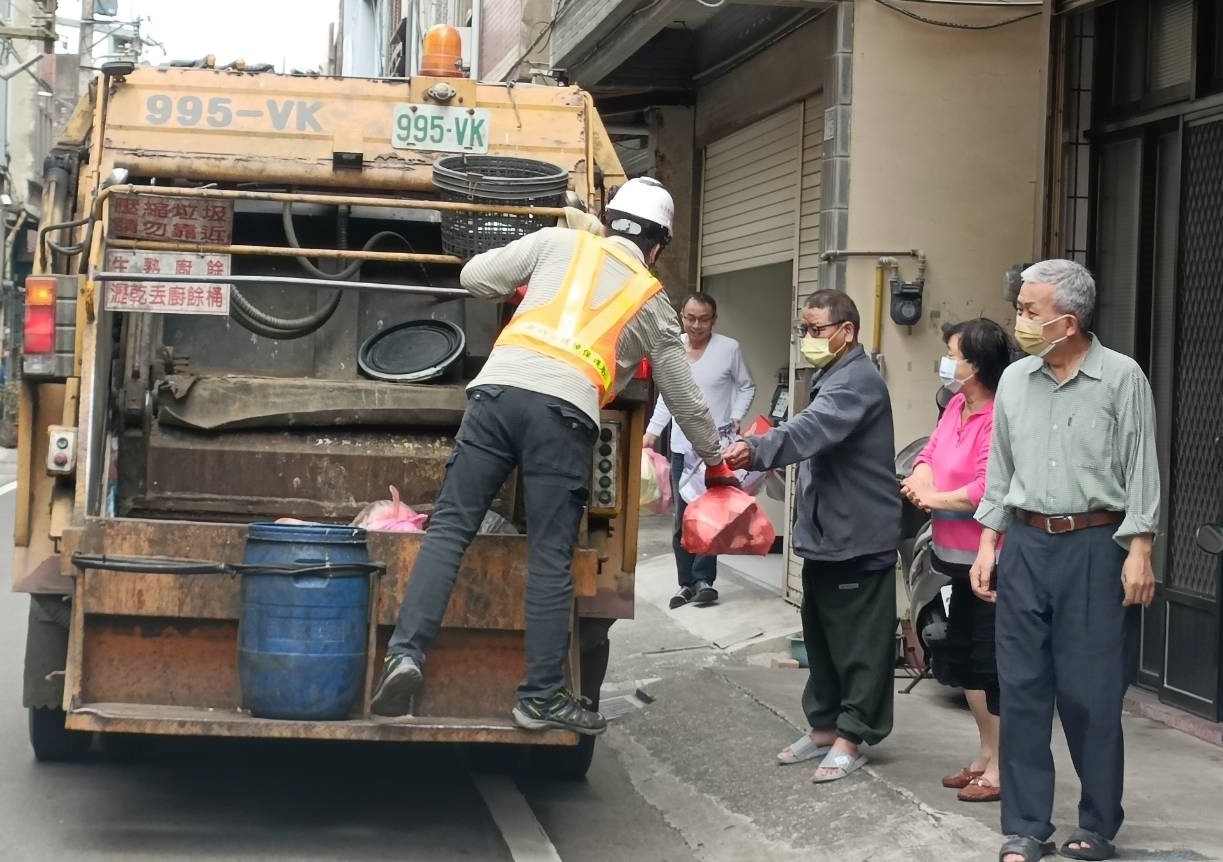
[727,289,900,783]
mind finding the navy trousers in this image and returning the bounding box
[996,520,1137,842]
[669,451,718,588]
[388,385,596,700]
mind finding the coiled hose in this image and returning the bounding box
[227,202,431,340]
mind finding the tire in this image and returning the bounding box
[29,707,92,762]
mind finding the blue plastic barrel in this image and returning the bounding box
[237,522,373,720]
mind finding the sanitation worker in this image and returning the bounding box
[371,177,735,734]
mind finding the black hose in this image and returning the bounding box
[231,201,435,339]
[71,553,384,578]
[283,201,363,280]
[229,287,344,339]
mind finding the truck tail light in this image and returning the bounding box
[23,276,56,354]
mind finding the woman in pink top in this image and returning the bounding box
[901,318,1013,804]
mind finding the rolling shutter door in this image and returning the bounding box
[700,106,802,276]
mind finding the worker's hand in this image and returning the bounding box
[723,441,752,471]
[969,548,997,604]
[1121,545,1156,608]
[704,460,740,489]
[642,433,659,451]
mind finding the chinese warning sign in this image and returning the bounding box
[109,194,234,244]
[103,251,231,315]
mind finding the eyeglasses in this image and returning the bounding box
[681,314,715,326]
[795,320,844,338]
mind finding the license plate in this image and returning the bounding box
[391,104,490,154]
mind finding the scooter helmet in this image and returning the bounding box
[605,177,673,247]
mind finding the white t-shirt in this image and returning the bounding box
[646,332,756,454]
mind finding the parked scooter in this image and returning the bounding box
[895,387,955,687]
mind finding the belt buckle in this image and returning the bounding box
[1045,514,1077,535]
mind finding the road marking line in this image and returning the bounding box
[0,480,16,497]
[473,773,563,862]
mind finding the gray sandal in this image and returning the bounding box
[1059,829,1115,861]
[998,836,1054,862]
[776,734,831,765]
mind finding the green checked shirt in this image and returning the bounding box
[974,335,1161,549]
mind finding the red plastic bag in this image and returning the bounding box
[681,486,776,556]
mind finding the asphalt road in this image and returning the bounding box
[0,484,699,862]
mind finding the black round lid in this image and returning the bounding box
[358,319,466,382]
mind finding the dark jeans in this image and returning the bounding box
[799,558,896,746]
[932,555,1000,715]
[388,385,596,700]
[996,520,1136,842]
[670,451,717,588]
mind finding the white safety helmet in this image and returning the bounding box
[606,177,674,245]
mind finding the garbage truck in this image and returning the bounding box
[12,42,646,779]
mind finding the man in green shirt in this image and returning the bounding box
[971,259,1159,862]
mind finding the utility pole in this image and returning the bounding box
[78,0,95,100]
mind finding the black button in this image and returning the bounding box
[599,459,612,472]
[598,444,613,456]
[600,428,613,442]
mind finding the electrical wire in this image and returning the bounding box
[873,0,1041,29]
[889,0,1041,6]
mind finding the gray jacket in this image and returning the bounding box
[748,345,900,562]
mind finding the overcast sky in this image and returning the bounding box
[76,0,339,73]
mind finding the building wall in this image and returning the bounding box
[647,105,695,303]
[694,13,834,148]
[480,0,522,79]
[843,0,1045,448]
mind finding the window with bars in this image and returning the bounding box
[1060,11,1094,265]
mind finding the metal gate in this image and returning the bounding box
[1161,115,1223,720]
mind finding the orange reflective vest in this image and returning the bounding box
[495,232,662,406]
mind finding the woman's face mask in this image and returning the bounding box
[938,355,974,394]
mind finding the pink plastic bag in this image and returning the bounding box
[681,486,776,556]
[639,449,673,515]
[351,486,428,533]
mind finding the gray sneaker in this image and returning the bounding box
[693,581,719,605]
[370,654,423,717]
[512,688,607,735]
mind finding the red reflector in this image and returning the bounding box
[24,305,55,354]
[634,358,651,380]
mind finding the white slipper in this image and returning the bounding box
[810,750,868,783]
[776,734,832,765]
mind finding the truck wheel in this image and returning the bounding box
[29,707,92,762]
[524,622,611,781]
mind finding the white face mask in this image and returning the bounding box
[938,355,973,395]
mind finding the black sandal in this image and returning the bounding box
[999,836,1055,862]
[1059,828,1115,861]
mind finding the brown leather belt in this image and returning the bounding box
[1016,509,1124,535]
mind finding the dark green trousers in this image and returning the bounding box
[799,559,896,746]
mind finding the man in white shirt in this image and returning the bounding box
[643,292,756,608]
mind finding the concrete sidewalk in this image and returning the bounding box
[602,518,1223,862]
